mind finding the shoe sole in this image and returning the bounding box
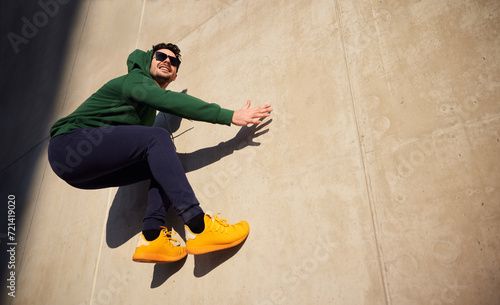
[132,252,187,264]
[186,235,248,255]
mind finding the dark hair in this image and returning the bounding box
[152,43,181,72]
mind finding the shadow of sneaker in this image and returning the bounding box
[150,255,188,288]
[193,237,248,277]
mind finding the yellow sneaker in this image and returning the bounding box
[132,227,187,263]
[185,213,249,255]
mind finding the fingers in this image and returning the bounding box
[253,108,272,118]
[235,100,273,126]
[261,105,273,115]
[248,104,272,125]
[243,100,272,112]
[253,105,273,115]
[250,113,271,125]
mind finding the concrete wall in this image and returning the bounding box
[1,0,499,304]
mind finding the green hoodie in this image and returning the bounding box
[50,49,233,138]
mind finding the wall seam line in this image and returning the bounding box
[75,2,98,304]
[333,1,391,304]
[134,0,147,49]
[89,1,146,302]
[88,188,115,305]
[57,0,91,117]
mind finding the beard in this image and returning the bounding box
[152,70,175,88]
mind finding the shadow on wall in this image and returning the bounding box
[0,0,82,295]
[105,110,271,285]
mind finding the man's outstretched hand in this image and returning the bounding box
[231,100,273,126]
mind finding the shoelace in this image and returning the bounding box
[160,227,181,245]
[209,214,230,234]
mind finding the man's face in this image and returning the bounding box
[150,48,178,87]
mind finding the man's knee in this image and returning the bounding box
[149,127,172,140]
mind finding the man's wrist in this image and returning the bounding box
[218,108,234,126]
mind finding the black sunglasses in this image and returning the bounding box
[155,52,180,67]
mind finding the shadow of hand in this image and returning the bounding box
[179,119,273,173]
[227,118,272,151]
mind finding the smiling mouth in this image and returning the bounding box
[159,65,171,72]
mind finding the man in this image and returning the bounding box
[48,43,272,263]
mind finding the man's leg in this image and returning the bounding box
[48,126,203,226]
[142,179,170,232]
[48,125,249,259]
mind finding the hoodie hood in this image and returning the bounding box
[127,49,154,74]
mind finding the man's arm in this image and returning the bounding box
[123,71,272,126]
[122,71,233,125]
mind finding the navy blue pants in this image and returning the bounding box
[48,125,203,231]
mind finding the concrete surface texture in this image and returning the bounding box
[1,0,499,304]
